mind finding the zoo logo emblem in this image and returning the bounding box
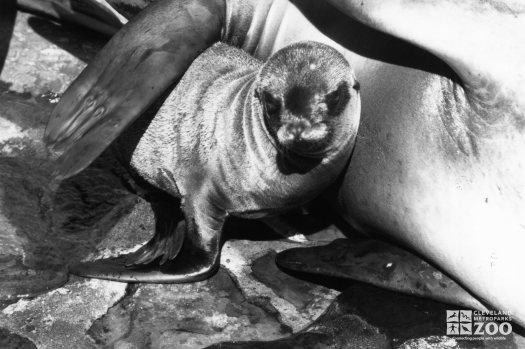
[447,310,472,335]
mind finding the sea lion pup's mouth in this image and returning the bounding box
[276,120,333,158]
[254,41,360,164]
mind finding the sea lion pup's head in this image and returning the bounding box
[255,41,360,162]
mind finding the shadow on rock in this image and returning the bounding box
[0,150,140,301]
[0,91,144,301]
[0,327,36,349]
[27,16,106,64]
[207,282,517,348]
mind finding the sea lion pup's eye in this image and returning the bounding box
[260,90,281,118]
[325,81,351,116]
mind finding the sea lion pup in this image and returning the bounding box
[50,40,360,282]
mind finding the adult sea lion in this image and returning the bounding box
[37,0,525,328]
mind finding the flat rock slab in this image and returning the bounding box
[87,269,291,348]
[0,278,127,349]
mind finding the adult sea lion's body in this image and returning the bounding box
[36,0,525,326]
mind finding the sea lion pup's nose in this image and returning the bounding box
[286,121,307,139]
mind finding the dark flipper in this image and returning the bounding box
[70,196,225,283]
[276,237,488,311]
[121,199,185,267]
[17,0,127,35]
[45,0,225,180]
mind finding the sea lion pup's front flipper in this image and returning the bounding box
[45,0,225,180]
[70,196,226,283]
[326,0,525,104]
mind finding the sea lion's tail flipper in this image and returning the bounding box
[44,0,226,180]
[69,198,185,281]
[276,237,488,311]
[326,0,525,104]
[17,0,128,35]
[70,196,225,283]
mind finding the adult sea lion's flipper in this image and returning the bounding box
[70,195,226,283]
[326,0,525,102]
[276,237,488,311]
[45,0,225,180]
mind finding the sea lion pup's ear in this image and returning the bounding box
[256,88,282,119]
[45,0,226,180]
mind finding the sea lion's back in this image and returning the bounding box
[129,43,261,196]
[172,42,261,116]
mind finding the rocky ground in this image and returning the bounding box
[0,5,524,349]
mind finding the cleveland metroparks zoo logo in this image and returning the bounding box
[446,310,513,339]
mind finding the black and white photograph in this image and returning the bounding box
[0,0,524,348]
